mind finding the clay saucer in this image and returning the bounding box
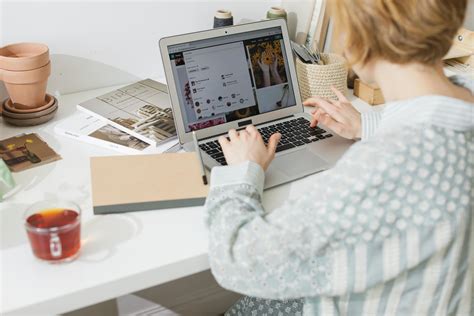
[2,96,58,119]
[2,105,58,126]
[4,93,55,114]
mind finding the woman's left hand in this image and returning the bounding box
[303,86,361,140]
[218,125,281,171]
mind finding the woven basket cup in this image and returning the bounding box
[296,53,348,101]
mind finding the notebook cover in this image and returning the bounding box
[90,153,208,214]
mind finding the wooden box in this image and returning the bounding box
[353,78,385,105]
[444,28,473,61]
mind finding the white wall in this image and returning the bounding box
[1,0,473,98]
[1,0,280,96]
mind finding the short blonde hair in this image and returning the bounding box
[331,0,468,65]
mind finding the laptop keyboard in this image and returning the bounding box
[199,117,333,166]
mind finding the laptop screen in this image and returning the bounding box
[168,26,297,132]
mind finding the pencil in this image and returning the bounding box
[192,131,208,185]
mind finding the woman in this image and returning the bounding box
[205,0,473,315]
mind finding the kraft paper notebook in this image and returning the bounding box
[90,153,208,214]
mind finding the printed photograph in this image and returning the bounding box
[81,81,177,144]
[89,125,150,151]
[0,133,61,172]
[247,40,288,89]
[111,104,176,142]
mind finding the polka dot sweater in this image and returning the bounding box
[205,76,473,316]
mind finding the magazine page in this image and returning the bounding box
[77,80,176,146]
[55,112,155,154]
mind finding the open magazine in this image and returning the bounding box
[77,79,176,146]
[55,112,178,155]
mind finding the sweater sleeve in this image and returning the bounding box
[204,134,460,300]
[360,111,382,140]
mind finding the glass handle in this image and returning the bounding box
[50,233,62,258]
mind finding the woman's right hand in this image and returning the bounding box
[303,86,362,140]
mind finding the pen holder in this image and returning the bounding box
[296,53,348,100]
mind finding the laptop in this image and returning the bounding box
[160,19,353,189]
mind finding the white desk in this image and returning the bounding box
[0,82,373,315]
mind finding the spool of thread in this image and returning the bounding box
[266,6,287,21]
[214,10,233,28]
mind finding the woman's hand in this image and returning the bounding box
[303,86,362,140]
[218,125,281,171]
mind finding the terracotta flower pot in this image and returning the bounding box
[0,43,50,109]
[0,43,49,71]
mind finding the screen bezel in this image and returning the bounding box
[159,19,303,144]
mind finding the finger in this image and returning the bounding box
[327,98,342,109]
[319,113,345,135]
[239,129,249,139]
[228,129,239,141]
[311,107,326,114]
[303,98,320,107]
[304,97,332,108]
[267,133,281,155]
[310,108,325,127]
[245,125,259,137]
[331,86,349,103]
[218,136,229,148]
[304,96,334,107]
[306,97,343,122]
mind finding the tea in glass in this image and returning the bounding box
[25,200,81,263]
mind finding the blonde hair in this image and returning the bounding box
[331,0,468,65]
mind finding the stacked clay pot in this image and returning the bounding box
[0,43,58,126]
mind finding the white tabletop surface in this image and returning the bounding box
[0,82,373,315]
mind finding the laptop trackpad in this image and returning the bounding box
[271,148,329,178]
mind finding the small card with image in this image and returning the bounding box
[0,133,61,172]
